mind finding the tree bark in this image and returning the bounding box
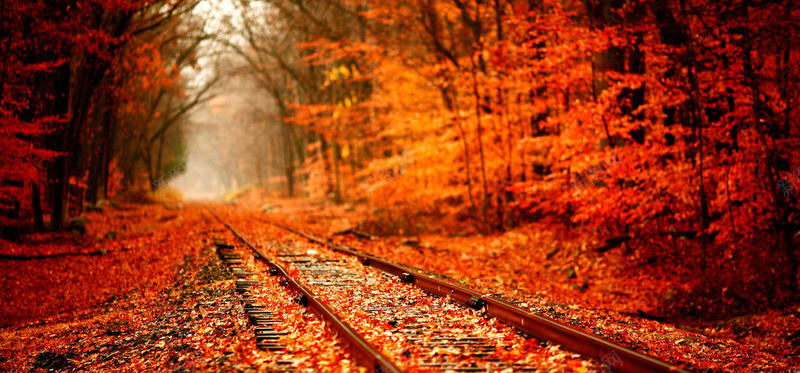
[32,184,44,232]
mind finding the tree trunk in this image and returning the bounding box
[100,96,116,200]
[87,90,110,204]
[470,59,489,235]
[742,0,797,295]
[50,58,71,232]
[32,184,44,232]
[281,120,295,197]
[333,142,343,203]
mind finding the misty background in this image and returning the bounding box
[170,0,287,200]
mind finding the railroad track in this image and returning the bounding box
[208,208,691,373]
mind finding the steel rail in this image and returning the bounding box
[258,216,692,373]
[208,209,403,373]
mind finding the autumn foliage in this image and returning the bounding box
[0,0,218,234]
[232,0,799,314]
[1,0,799,315]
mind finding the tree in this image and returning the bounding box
[227,0,798,307]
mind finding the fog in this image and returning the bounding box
[170,68,282,200]
[165,0,285,200]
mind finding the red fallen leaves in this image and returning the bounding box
[2,201,797,372]
[1,220,250,372]
[208,225,362,372]
[248,199,800,372]
[214,205,595,372]
[0,204,205,327]
[0,202,362,373]
[2,266,279,372]
[338,231,800,372]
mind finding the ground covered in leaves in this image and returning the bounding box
[0,204,352,372]
[240,196,800,372]
[213,206,596,372]
[0,204,203,327]
[1,199,799,372]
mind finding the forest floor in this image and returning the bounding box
[0,198,799,372]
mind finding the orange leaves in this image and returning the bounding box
[211,0,800,320]
[300,39,381,67]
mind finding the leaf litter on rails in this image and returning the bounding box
[214,205,597,372]
[211,225,362,372]
[0,204,357,373]
[248,201,799,373]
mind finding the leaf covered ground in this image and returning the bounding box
[0,203,357,372]
[1,200,799,372]
[243,196,800,372]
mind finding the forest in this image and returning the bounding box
[1,0,799,371]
